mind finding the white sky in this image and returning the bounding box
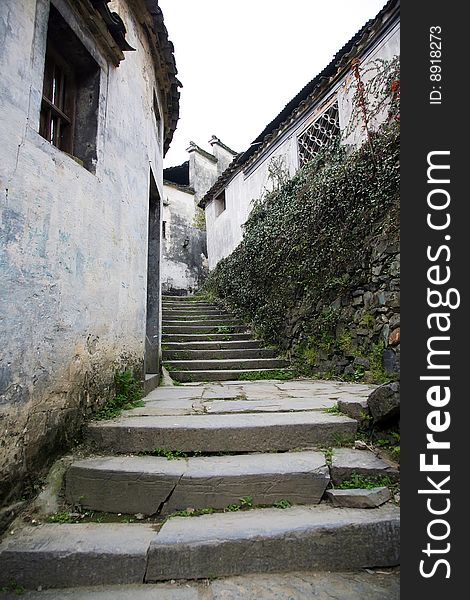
[159,0,388,167]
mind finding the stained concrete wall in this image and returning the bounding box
[0,0,166,510]
[204,24,399,270]
[161,182,207,295]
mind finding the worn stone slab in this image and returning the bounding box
[15,585,199,600]
[163,325,247,335]
[163,340,265,351]
[163,348,278,361]
[146,504,400,580]
[164,451,329,513]
[146,387,205,401]
[337,397,370,420]
[169,369,291,383]
[165,358,287,372]
[86,412,357,453]
[128,397,338,417]
[209,571,400,600]
[202,397,337,413]
[326,487,392,508]
[11,572,399,600]
[162,333,253,342]
[330,448,399,485]
[0,524,156,589]
[66,452,329,515]
[66,457,186,514]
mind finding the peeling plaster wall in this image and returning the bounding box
[0,0,165,508]
[161,183,207,295]
[204,25,399,270]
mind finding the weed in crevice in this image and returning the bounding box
[94,370,143,421]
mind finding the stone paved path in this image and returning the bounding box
[0,377,399,592]
[1,570,399,599]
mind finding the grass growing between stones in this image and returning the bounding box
[337,473,398,491]
[237,369,296,381]
[167,496,294,520]
[323,404,344,415]
[0,581,26,596]
[94,370,144,420]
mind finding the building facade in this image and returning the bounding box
[161,136,236,294]
[200,0,399,270]
[0,0,179,513]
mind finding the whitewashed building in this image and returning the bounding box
[161,136,236,293]
[199,0,399,269]
[0,0,180,513]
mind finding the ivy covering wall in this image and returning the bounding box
[204,122,400,383]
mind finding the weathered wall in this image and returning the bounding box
[161,182,207,295]
[204,24,399,270]
[0,0,165,507]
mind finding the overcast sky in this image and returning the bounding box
[159,0,388,167]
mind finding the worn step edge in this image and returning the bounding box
[162,340,265,350]
[165,358,288,372]
[163,349,277,361]
[86,412,357,453]
[0,524,156,589]
[146,504,400,580]
[0,506,400,589]
[162,333,254,342]
[168,368,292,383]
[66,451,330,515]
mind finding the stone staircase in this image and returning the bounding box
[162,295,289,382]
[0,380,400,591]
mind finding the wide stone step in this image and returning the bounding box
[163,339,265,351]
[162,302,216,309]
[162,324,247,334]
[86,412,357,453]
[162,319,243,328]
[165,358,287,372]
[66,451,330,515]
[162,333,254,342]
[162,313,234,321]
[167,368,291,383]
[0,506,399,588]
[146,504,400,580]
[163,348,277,361]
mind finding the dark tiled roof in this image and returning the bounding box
[163,161,190,186]
[144,1,182,155]
[199,0,399,208]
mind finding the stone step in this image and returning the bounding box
[330,448,400,485]
[143,374,159,395]
[163,348,277,361]
[165,358,287,372]
[86,412,357,453]
[162,319,243,328]
[0,506,399,588]
[65,451,330,515]
[162,324,247,334]
[147,504,400,580]
[162,333,254,342]
[162,301,216,309]
[162,313,234,321]
[163,340,265,351]
[0,524,155,589]
[167,368,291,383]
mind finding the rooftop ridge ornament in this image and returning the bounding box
[90,0,136,52]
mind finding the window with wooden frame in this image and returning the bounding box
[39,5,100,172]
[40,49,75,154]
